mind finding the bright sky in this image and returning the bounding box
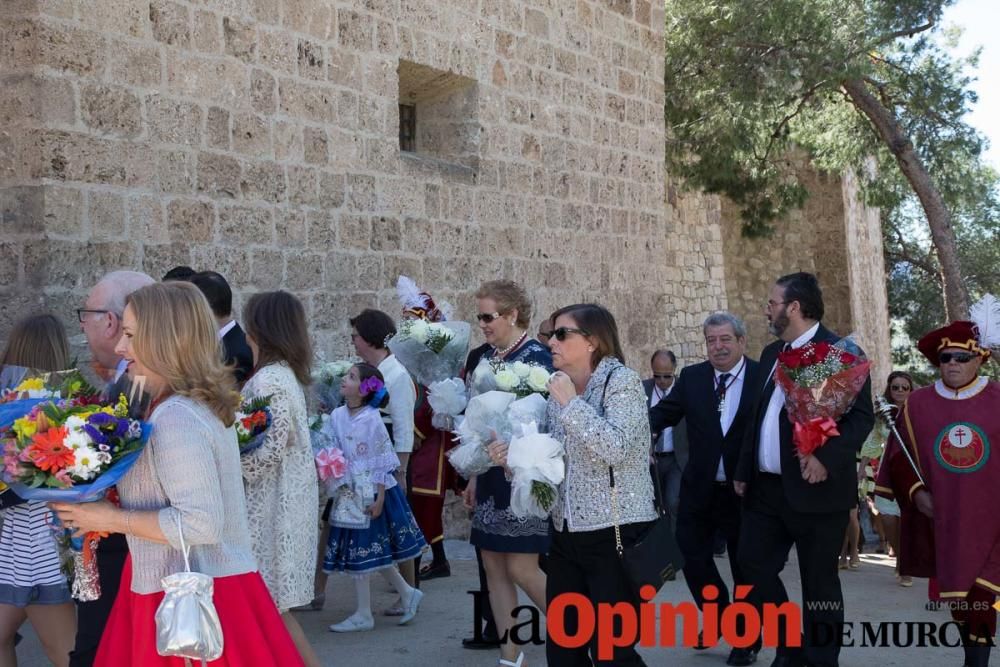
[943,0,1000,168]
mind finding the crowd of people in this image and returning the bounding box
[0,266,996,667]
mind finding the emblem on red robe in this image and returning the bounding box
[934,422,989,473]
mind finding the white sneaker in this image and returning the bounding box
[329,615,375,632]
[398,588,424,625]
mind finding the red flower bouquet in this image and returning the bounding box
[774,337,871,457]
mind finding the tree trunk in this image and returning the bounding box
[842,78,970,321]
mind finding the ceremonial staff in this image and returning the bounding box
[874,395,925,486]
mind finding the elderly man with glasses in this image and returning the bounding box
[876,319,999,667]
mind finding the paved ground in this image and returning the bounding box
[14,541,970,666]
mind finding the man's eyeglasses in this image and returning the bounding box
[550,327,589,342]
[766,300,787,309]
[939,351,976,365]
[889,384,911,392]
[476,312,503,324]
[76,308,111,323]
[653,373,674,380]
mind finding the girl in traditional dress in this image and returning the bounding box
[321,364,426,632]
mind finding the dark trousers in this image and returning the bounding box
[652,453,682,520]
[69,534,128,667]
[677,482,755,621]
[738,473,849,667]
[546,523,647,666]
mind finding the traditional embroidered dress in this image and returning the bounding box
[321,405,425,575]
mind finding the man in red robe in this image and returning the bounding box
[876,321,999,667]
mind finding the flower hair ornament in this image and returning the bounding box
[359,376,388,407]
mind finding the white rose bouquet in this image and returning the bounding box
[312,360,353,413]
[447,391,549,478]
[470,358,553,398]
[388,321,471,386]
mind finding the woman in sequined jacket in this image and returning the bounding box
[490,303,657,666]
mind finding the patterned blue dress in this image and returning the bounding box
[468,339,554,553]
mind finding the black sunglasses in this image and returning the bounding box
[889,384,911,391]
[476,312,503,323]
[550,326,589,342]
[653,373,674,380]
[939,351,976,365]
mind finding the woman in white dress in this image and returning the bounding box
[240,291,320,667]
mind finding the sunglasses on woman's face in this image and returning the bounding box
[476,312,502,323]
[939,351,976,365]
[550,327,589,342]
[889,384,911,392]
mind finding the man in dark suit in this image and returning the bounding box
[643,349,688,520]
[189,271,254,385]
[734,272,874,667]
[650,313,762,666]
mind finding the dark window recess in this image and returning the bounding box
[399,104,416,152]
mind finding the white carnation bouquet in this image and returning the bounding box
[507,421,565,518]
[388,320,471,386]
[312,360,353,412]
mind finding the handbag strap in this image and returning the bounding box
[174,513,192,573]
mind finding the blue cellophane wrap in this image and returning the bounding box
[0,398,49,430]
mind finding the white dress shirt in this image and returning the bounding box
[714,358,746,481]
[218,319,237,340]
[378,354,415,454]
[758,322,820,474]
[649,384,674,453]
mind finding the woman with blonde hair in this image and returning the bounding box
[0,314,76,667]
[51,281,303,666]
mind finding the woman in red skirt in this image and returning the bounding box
[52,282,304,666]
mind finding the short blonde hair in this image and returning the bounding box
[126,282,240,426]
[475,280,532,329]
[0,314,70,372]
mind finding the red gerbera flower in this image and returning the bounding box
[26,427,75,473]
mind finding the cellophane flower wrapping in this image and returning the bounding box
[427,378,467,430]
[447,392,549,478]
[312,360,353,413]
[388,321,471,386]
[506,422,564,518]
[774,335,872,457]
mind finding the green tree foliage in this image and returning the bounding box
[664,0,990,321]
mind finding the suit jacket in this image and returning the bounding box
[643,379,690,470]
[222,322,254,386]
[734,324,875,514]
[649,358,760,510]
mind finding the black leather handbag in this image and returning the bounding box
[601,369,684,597]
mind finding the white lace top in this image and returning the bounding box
[240,362,319,611]
[320,405,400,493]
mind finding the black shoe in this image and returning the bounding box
[419,561,451,581]
[692,631,710,650]
[462,635,502,650]
[769,656,804,667]
[727,647,758,666]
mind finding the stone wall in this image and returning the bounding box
[1,0,732,374]
[719,161,891,390]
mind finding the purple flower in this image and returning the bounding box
[87,412,115,427]
[83,424,109,445]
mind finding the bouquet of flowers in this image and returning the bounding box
[235,395,272,456]
[447,391,549,478]
[312,360,353,412]
[387,320,471,386]
[774,336,871,457]
[507,422,564,518]
[2,391,151,601]
[469,358,552,398]
[427,377,468,431]
[0,370,98,426]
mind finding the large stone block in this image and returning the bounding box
[146,95,203,147]
[88,190,126,239]
[223,15,257,63]
[218,202,273,244]
[149,0,191,46]
[240,160,286,203]
[167,198,215,242]
[196,152,241,198]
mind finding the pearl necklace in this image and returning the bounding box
[494,330,527,359]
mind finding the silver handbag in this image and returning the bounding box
[155,515,224,664]
[330,481,374,530]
